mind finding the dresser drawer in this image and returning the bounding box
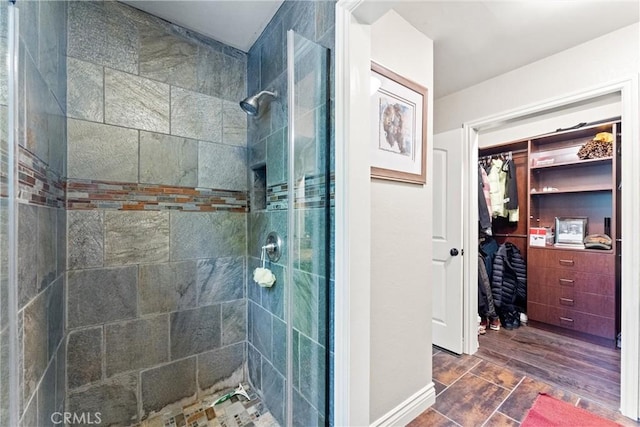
[527,267,615,296]
[528,302,615,339]
[528,284,615,317]
[528,248,614,272]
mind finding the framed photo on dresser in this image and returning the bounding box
[555,217,588,245]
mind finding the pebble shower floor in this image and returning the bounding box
[140,384,279,427]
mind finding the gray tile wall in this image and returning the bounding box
[245,1,335,426]
[65,1,248,192]
[7,1,334,425]
[13,1,69,426]
[65,1,249,423]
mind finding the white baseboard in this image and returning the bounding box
[370,382,436,427]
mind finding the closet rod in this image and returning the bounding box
[478,148,527,160]
[494,233,527,238]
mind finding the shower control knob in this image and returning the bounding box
[450,248,459,256]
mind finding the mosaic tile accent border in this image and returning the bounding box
[267,173,335,211]
[18,147,65,208]
[1,146,8,198]
[66,179,249,212]
[16,148,334,213]
[16,145,249,212]
[0,175,7,199]
[266,183,288,210]
[294,173,335,210]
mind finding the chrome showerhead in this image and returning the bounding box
[239,90,278,116]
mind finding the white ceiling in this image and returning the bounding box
[122,0,284,52]
[121,0,640,99]
[393,1,640,98]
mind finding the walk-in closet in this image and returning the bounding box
[476,108,622,409]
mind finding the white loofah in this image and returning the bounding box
[253,267,276,287]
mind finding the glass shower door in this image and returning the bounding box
[1,2,17,426]
[286,30,331,426]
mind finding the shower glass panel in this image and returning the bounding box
[1,2,17,426]
[286,30,331,426]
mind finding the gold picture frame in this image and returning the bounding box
[370,61,428,184]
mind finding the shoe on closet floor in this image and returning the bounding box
[511,311,521,328]
[479,318,487,335]
[503,312,520,330]
[489,318,501,331]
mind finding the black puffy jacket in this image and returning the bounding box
[490,243,526,313]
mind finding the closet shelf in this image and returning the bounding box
[530,156,612,170]
[530,185,613,194]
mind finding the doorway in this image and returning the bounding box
[474,101,622,409]
[461,81,639,420]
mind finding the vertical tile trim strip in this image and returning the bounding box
[17,147,65,208]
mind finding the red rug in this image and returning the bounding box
[521,394,621,427]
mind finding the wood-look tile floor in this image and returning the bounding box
[409,325,640,427]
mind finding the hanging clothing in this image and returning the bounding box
[478,253,498,321]
[480,237,499,278]
[479,166,492,219]
[491,242,527,316]
[505,159,519,222]
[505,159,518,210]
[488,158,507,218]
[478,166,492,233]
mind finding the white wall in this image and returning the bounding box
[435,23,639,134]
[334,5,373,425]
[479,95,621,148]
[369,10,434,423]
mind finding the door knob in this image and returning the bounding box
[450,248,459,256]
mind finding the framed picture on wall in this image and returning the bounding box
[370,61,428,184]
[555,217,588,246]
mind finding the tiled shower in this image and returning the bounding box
[0,1,334,426]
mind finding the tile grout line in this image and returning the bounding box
[437,357,483,392]
[431,407,463,427]
[497,410,522,425]
[479,375,527,427]
[431,357,484,409]
[467,370,517,393]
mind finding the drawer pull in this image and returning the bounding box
[559,259,575,266]
[559,298,575,306]
[559,278,574,286]
[560,316,575,326]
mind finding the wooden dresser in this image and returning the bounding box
[527,247,616,339]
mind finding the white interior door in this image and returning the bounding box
[432,129,464,354]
